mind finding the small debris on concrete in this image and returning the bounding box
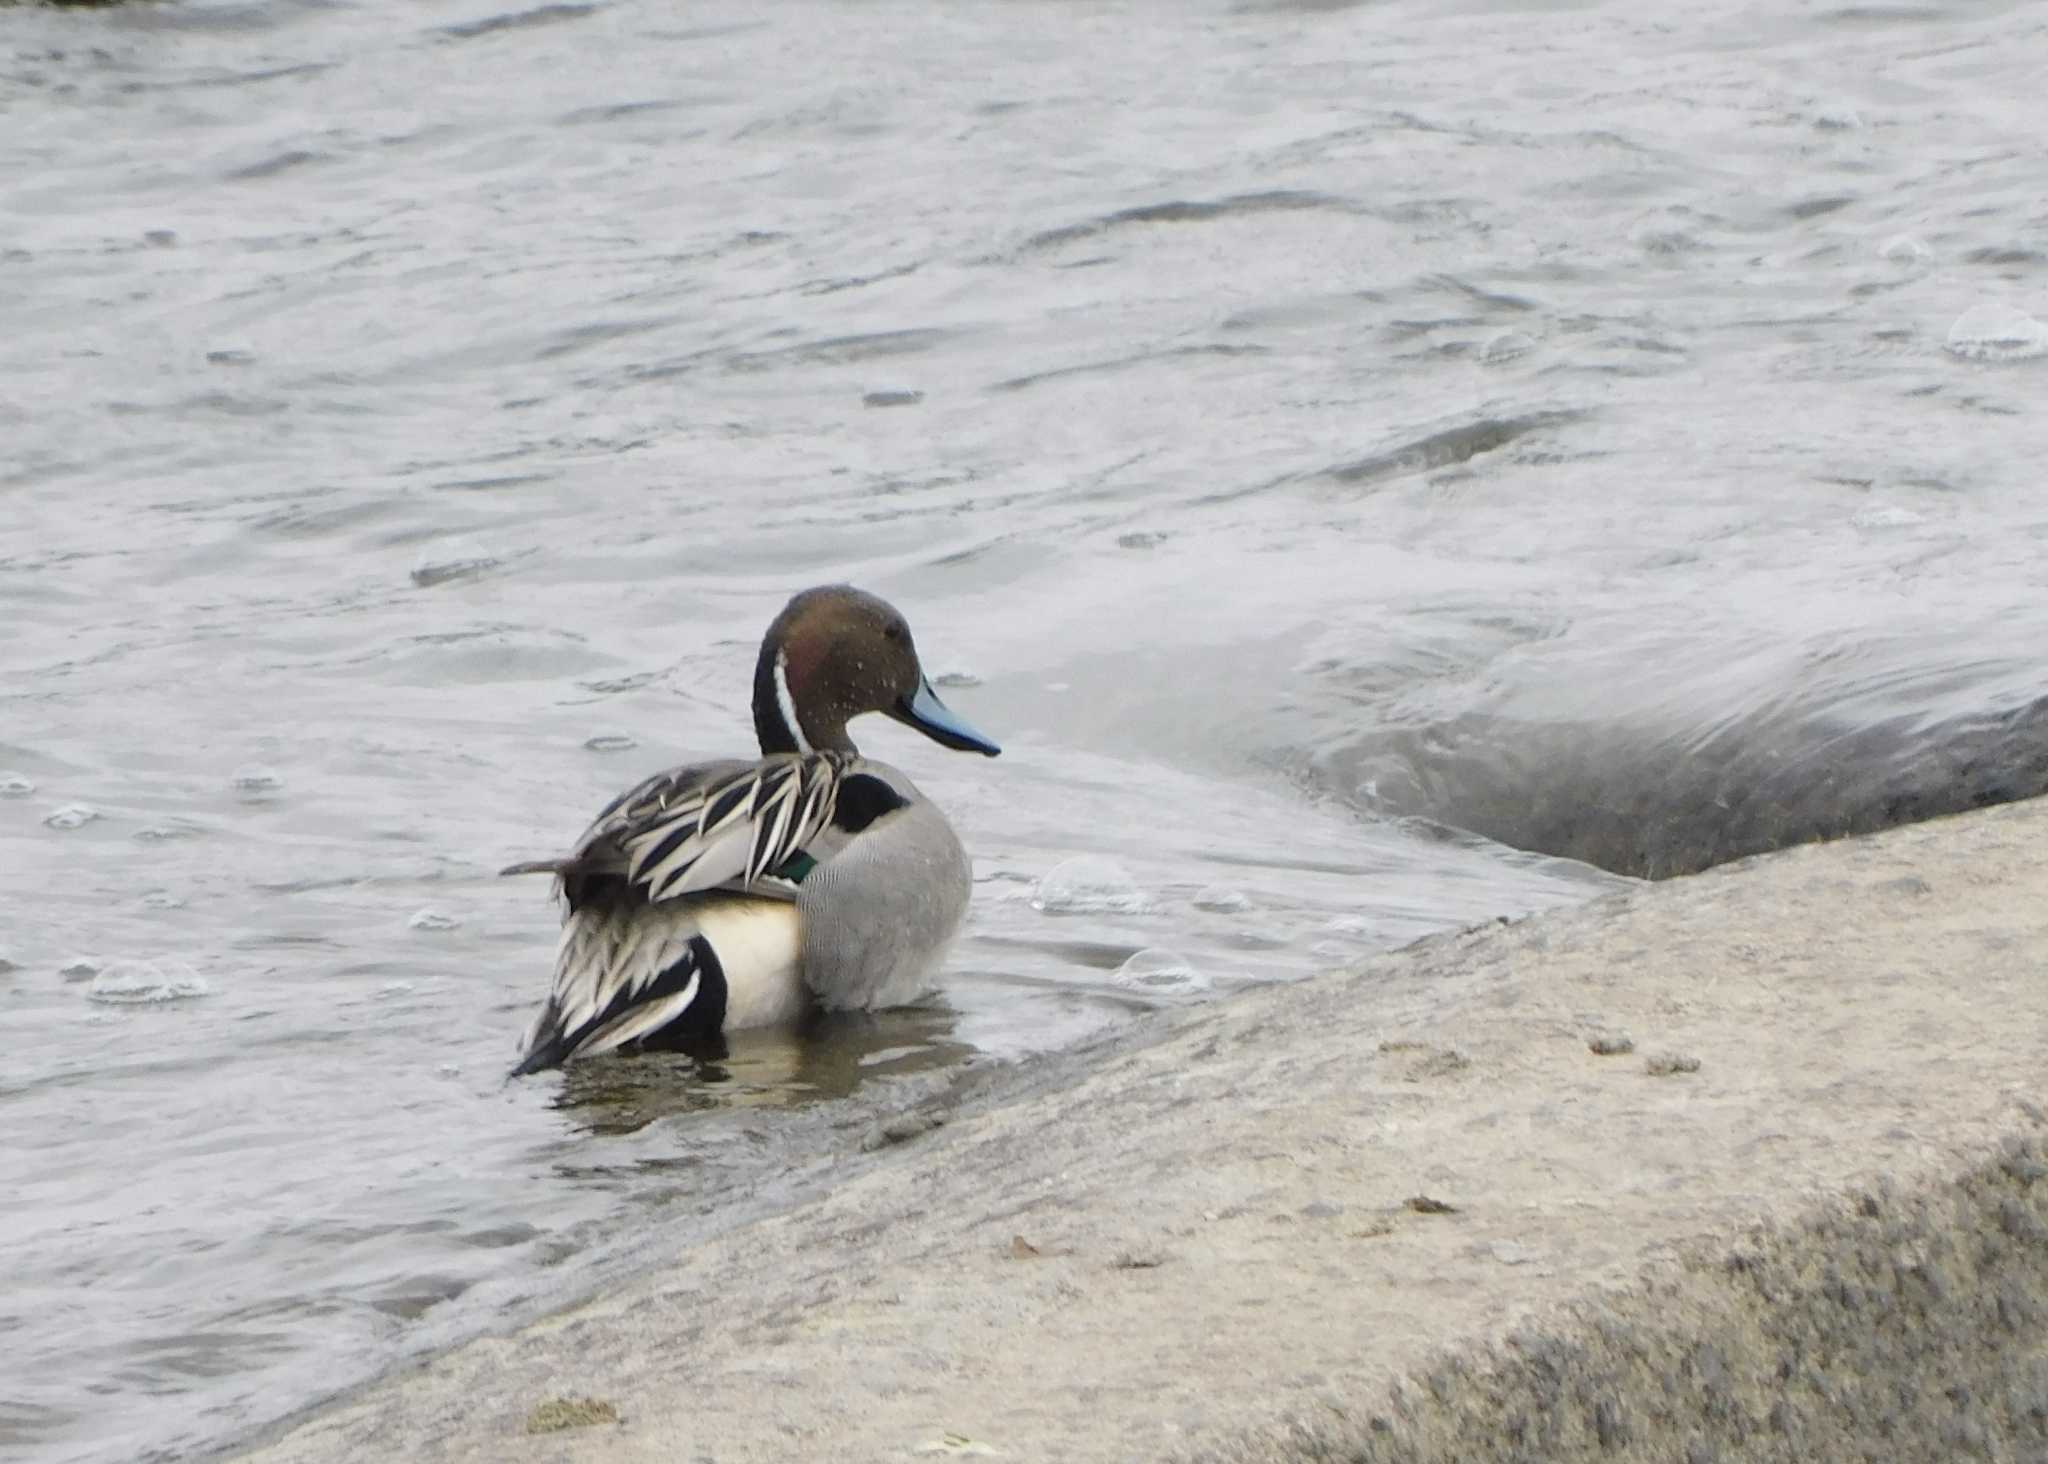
[524,1396,619,1434]
[1381,1041,1470,1081]
[1009,1235,1042,1260]
[1405,1195,1459,1215]
[1407,1049,1470,1081]
[863,1112,944,1151]
[1645,1052,1702,1077]
[1110,1251,1164,1270]
[1589,1031,1635,1056]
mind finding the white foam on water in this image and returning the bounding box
[1944,304,2048,362]
[134,824,199,842]
[410,540,502,588]
[86,960,210,1004]
[1192,884,1251,913]
[1111,948,1209,996]
[1479,330,1537,365]
[1879,234,1931,266]
[1852,505,1926,530]
[409,909,462,932]
[0,771,34,797]
[1032,856,1148,915]
[1628,212,1701,256]
[231,765,283,795]
[44,803,98,830]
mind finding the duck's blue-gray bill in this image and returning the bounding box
[894,678,1001,756]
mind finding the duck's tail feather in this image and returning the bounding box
[501,856,644,915]
[509,998,578,1077]
[509,975,703,1076]
[500,858,571,878]
[509,923,710,1075]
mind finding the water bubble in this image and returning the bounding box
[87,960,210,1004]
[135,824,200,842]
[1223,928,1289,952]
[1192,884,1250,913]
[1478,330,1537,365]
[1944,305,2048,362]
[0,771,34,797]
[1111,948,1208,996]
[59,957,103,982]
[140,891,187,910]
[1628,214,1700,256]
[1032,856,1147,914]
[583,734,637,754]
[409,909,461,932]
[44,804,98,830]
[232,765,283,796]
[410,541,502,588]
[1879,234,1931,267]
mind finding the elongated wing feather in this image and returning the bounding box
[592,753,848,904]
[504,753,851,909]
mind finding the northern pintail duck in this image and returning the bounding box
[505,586,1000,1075]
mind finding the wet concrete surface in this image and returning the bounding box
[227,797,2048,1463]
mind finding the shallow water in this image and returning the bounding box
[2,0,2045,1459]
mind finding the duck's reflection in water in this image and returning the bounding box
[549,1000,975,1136]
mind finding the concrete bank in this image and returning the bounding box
[234,801,2048,1463]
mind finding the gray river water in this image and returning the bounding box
[3,0,2045,1459]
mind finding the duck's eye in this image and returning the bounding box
[883,620,908,644]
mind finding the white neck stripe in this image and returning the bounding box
[773,650,812,754]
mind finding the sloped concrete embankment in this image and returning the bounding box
[234,800,2048,1464]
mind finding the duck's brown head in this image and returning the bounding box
[751,585,1001,758]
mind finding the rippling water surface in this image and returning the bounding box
[3,0,2046,1458]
